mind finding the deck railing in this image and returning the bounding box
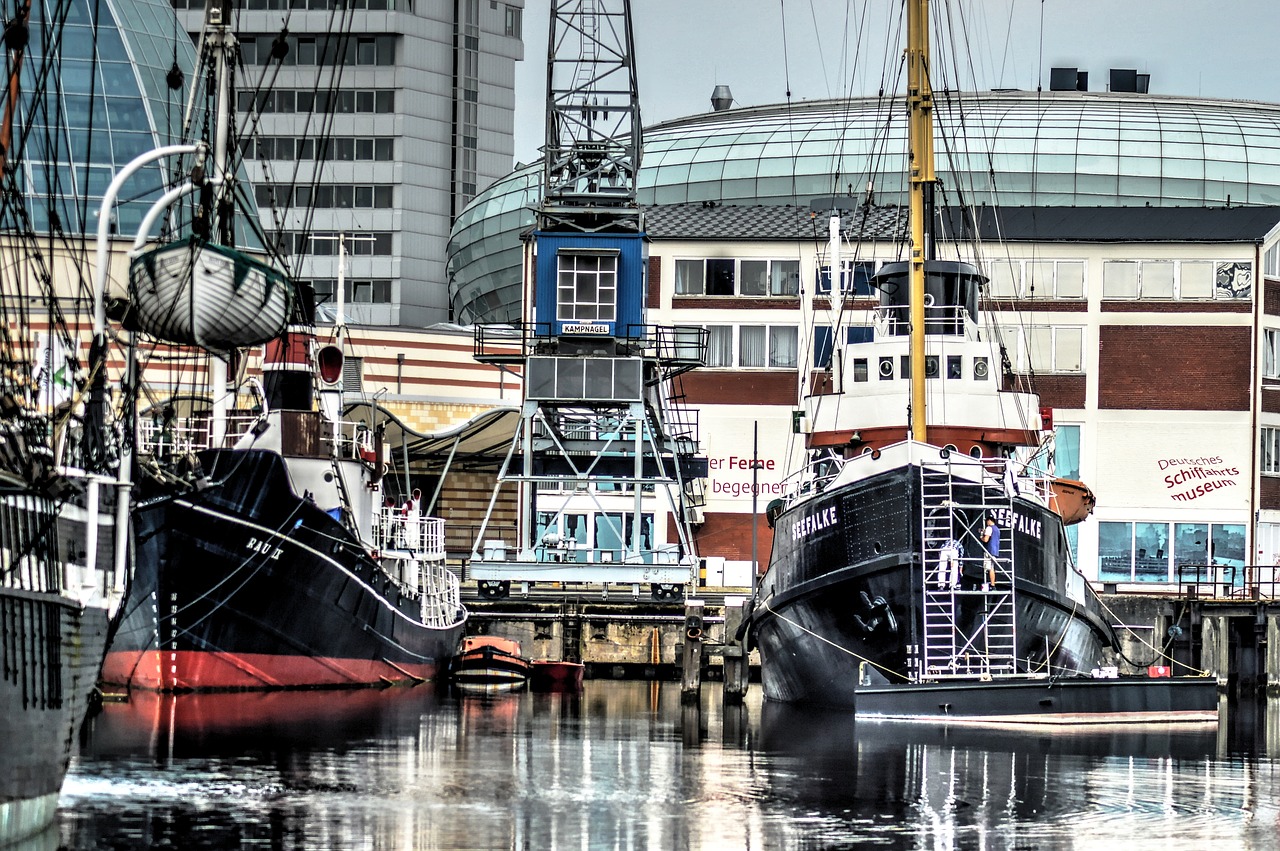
[373,509,446,560]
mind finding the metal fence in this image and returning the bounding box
[1176,564,1280,600]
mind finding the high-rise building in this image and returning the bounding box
[175,0,525,326]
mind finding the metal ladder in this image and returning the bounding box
[918,462,1018,679]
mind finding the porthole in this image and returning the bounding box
[969,445,984,458]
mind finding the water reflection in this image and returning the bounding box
[59,685,1280,850]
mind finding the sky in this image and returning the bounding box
[511,0,1280,165]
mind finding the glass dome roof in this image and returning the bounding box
[448,90,1280,325]
[16,0,198,237]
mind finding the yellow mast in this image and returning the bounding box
[907,0,934,441]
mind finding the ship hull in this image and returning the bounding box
[102,450,465,691]
[1,490,113,846]
[751,460,1116,710]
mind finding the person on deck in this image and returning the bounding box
[981,512,1001,590]
[938,537,963,590]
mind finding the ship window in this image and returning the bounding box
[974,357,989,380]
[947,355,962,379]
[969,445,983,458]
[900,355,910,378]
[879,357,894,380]
[556,252,617,324]
[852,358,868,382]
[924,356,939,378]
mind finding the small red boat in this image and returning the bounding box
[530,660,586,692]
[453,636,532,692]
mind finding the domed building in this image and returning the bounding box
[446,85,1280,593]
[448,90,1280,325]
[16,0,199,237]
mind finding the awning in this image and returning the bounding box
[342,402,521,474]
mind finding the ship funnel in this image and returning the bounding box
[711,85,734,111]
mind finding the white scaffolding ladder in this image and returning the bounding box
[919,462,1018,679]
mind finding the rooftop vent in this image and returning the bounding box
[710,85,734,111]
[1109,68,1150,93]
[1049,67,1088,92]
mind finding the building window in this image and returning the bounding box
[1215,262,1252,299]
[1266,243,1280,279]
[1024,260,1085,298]
[737,326,796,367]
[1099,521,1246,582]
[504,4,522,37]
[676,258,800,297]
[1102,259,1250,300]
[556,252,617,323]
[706,326,733,367]
[1262,426,1280,474]
[1054,424,1081,480]
[817,261,875,296]
[813,326,874,369]
[999,325,1084,374]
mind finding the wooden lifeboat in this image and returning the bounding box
[128,237,293,351]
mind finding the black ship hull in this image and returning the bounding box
[1,491,113,845]
[102,450,465,691]
[750,461,1118,710]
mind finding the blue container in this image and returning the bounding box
[532,231,646,337]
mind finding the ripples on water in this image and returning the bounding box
[47,684,1280,850]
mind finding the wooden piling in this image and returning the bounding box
[1267,614,1280,698]
[1200,614,1230,690]
[681,600,705,704]
[722,596,748,704]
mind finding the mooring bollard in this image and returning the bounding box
[681,600,705,704]
[722,596,748,704]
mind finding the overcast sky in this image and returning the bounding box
[512,0,1280,164]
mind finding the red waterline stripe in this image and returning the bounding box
[101,650,441,691]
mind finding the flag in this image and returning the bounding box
[34,332,74,410]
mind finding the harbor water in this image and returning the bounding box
[38,682,1280,850]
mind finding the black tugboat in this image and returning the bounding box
[742,0,1215,721]
[98,0,465,691]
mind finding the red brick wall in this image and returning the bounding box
[989,301,1088,313]
[1264,383,1280,414]
[1033,374,1086,410]
[1101,301,1251,314]
[672,297,799,311]
[647,255,661,309]
[1261,475,1280,511]
[1098,325,1250,410]
[680,370,799,406]
[1265,279,1280,316]
[678,512,775,567]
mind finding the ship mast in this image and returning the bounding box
[907,0,934,441]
